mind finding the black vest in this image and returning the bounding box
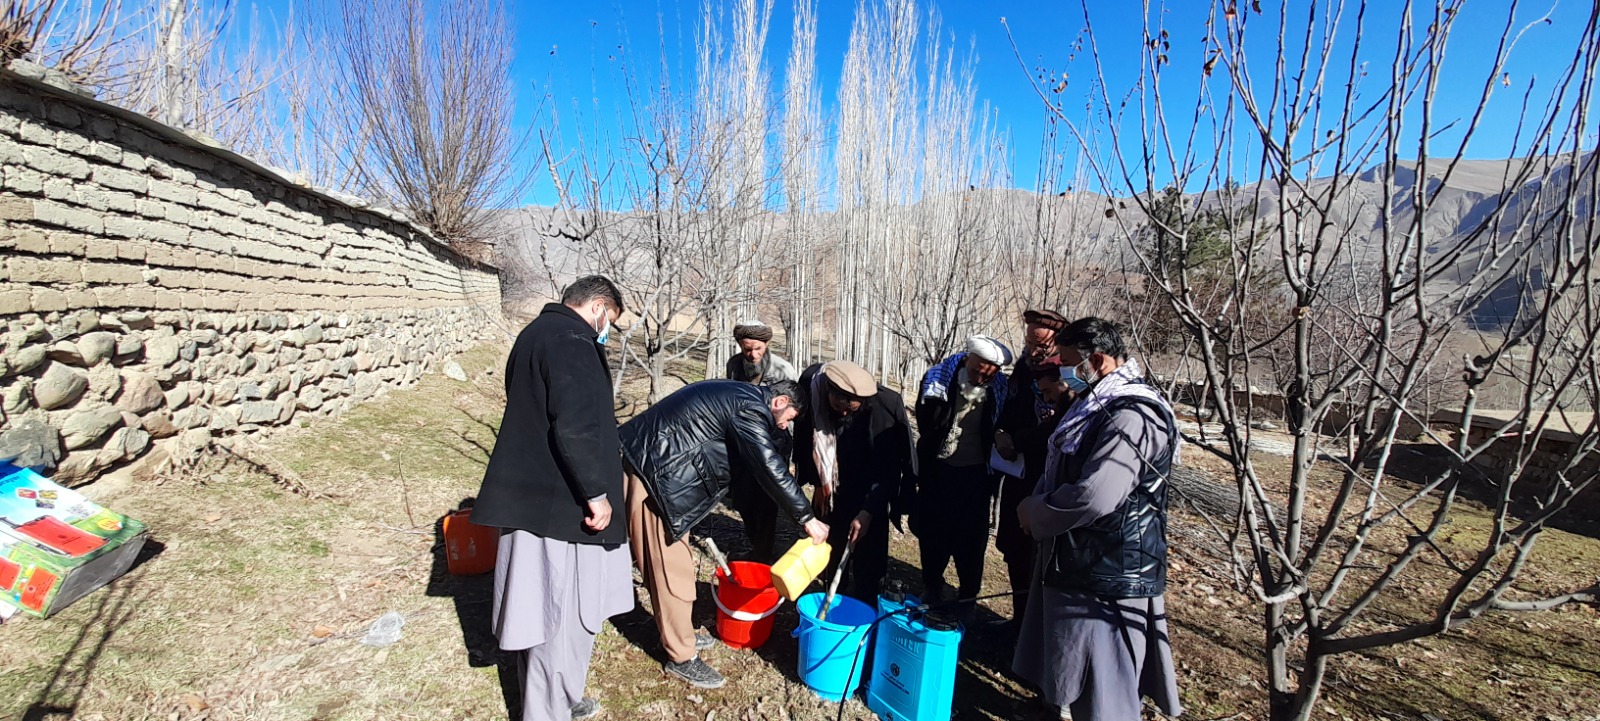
[1043,396,1177,599]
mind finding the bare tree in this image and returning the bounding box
[1,0,116,66]
[1017,2,1600,719]
[9,0,296,163]
[827,0,1026,385]
[776,0,825,365]
[318,0,525,255]
[543,0,789,403]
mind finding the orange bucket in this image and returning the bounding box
[443,509,499,575]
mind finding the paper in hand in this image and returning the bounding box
[989,446,1024,478]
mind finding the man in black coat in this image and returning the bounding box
[793,360,917,604]
[619,380,828,690]
[472,275,633,721]
[994,309,1069,623]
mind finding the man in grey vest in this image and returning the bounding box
[1013,318,1183,721]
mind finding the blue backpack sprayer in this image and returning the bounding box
[793,543,1021,721]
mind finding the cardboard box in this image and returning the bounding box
[0,462,148,618]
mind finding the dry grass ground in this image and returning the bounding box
[2,341,1597,720]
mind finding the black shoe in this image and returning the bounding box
[570,697,601,720]
[695,630,716,651]
[664,656,727,689]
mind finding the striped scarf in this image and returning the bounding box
[919,352,1009,425]
[1036,358,1177,493]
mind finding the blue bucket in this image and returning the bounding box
[794,592,876,702]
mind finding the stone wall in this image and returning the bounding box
[0,67,503,483]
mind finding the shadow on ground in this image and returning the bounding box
[1378,442,1600,540]
[424,500,520,719]
[20,541,165,721]
[670,508,1045,720]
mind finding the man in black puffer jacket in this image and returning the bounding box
[619,379,829,690]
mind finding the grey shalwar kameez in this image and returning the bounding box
[1013,361,1182,721]
[492,530,634,721]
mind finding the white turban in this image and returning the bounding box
[965,335,1013,366]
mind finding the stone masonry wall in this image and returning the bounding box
[0,67,503,483]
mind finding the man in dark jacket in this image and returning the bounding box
[994,309,1069,623]
[472,276,633,721]
[722,319,797,563]
[913,335,1012,607]
[793,361,917,603]
[619,380,829,690]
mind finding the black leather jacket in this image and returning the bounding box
[619,380,814,540]
[1043,396,1178,599]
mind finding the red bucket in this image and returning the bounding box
[714,561,783,649]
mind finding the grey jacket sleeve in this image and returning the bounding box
[766,354,798,383]
[1020,407,1169,539]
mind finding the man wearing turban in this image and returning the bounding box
[912,334,1014,612]
[723,320,799,560]
[993,309,1070,625]
[726,321,798,385]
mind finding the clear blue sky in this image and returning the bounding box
[228,0,1596,205]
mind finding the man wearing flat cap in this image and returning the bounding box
[994,309,1069,624]
[726,320,798,385]
[793,360,917,603]
[913,335,1014,608]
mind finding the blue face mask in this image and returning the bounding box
[595,321,612,346]
[1059,364,1090,393]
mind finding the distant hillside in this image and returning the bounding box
[493,152,1595,328]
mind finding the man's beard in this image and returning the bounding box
[738,356,764,379]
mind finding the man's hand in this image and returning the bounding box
[803,517,830,545]
[995,430,1018,461]
[1016,496,1036,537]
[848,511,872,545]
[585,497,613,532]
[812,484,833,517]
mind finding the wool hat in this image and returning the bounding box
[1023,309,1069,331]
[822,360,877,398]
[966,335,1014,367]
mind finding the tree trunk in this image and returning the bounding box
[1266,601,1295,721]
[1267,602,1330,721]
[161,0,187,127]
[647,350,667,405]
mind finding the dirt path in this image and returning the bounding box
[3,342,1598,720]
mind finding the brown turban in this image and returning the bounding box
[732,321,774,343]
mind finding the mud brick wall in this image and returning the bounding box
[0,67,503,483]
